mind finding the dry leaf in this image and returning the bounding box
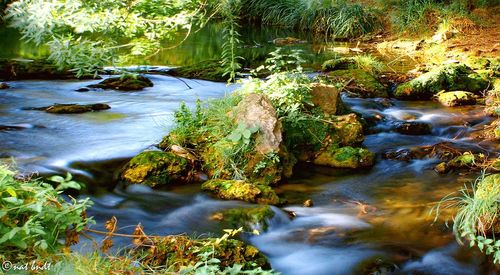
[101,237,113,253]
[105,216,117,233]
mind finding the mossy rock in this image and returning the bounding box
[330,113,365,146]
[201,179,280,205]
[328,69,388,98]
[168,60,226,82]
[435,91,476,107]
[314,146,375,169]
[322,58,355,71]
[120,151,190,187]
[485,78,500,116]
[394,64,489,100]
[30,103,111,114]
[138,235,271,271]
[0,82,9,89]
[88,75,153,91]
[213,206,275,232]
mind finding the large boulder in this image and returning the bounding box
[309,83,344,117]
[313,146,375,169]
[435,91,476,107]
[201,179,280,205]
[233,93,282,154]
[328,69,388,98]
[120,151,190,187]
[394,64,489,100]
[88,75,153,91]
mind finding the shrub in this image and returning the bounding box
[0,166,93,261]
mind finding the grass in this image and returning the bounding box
[242,0,381,39]
[434,173,499,264]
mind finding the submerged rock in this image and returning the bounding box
[313,146,375,169]
[393,121,432,135]
[435,91,476,107]
[394,64,489,100]
[201,179,280,205]
[120,151,190,187]
[327,69,388,98]
[0,82,9,89]
[213,205,276,231]
[88,75,153,91]
[30,103,110,114]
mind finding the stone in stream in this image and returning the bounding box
[394,63,489,100]
[272,37,306,46]
[233,93,282,154]
[484,78,500,117]
[88,75,153,91]
[211,205,276,231]
[435,91,476,107]
[0,82,9,89]
[309,83,345,117]
[201,179,280,205]
[0,58,100,80]
[29,103,111,114]
[313,146,375,169]
[327,69,388,98]
[167,59,226,82]
[393,121,432,135]
[120,151,191,187]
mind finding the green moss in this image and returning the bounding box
[39,103,111,114]
[448,152,476,169]
[328,69,388,98]
[120,151,190,187]
[168,60,227,82]
[313,146,374,169]
[394,64,490,100]
[475,174,499,201]
[322,58,354,71]
[201,179,280,205]
[436,91,476,107]
[217,206,275,231]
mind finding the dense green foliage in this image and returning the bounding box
[0,166,93,261]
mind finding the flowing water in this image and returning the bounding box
[0,25,497,274]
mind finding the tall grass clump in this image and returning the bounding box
[242,0,381,39]
[434,173,499,264]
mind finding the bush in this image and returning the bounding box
[0,166,93,261]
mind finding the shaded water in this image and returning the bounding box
[0,25,497,275]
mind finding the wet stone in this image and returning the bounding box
[28,103,111,114]
[393,121,432,135]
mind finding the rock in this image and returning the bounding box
[447,152,479,169]
[137,235,270,271]
[322,58,355,71]
[0,82,9,89]
[303,199,314,207]
[88,75,153,91]
[30,103,110,114]
[215,206,276,231]
[272,37,306,46]
[120,151,190,187]
[201,179,280,205]
[234,93,282,154]
[435,91,476,107]
[313,146,375,169]
[168,60,226,82]
[328,69,388,98]
[331,113,365,146]
[309,83,343,116]
[434,162,448,174]
[75,87,90,92]
[431,30,456,43]
[393,121,432,135]
[383,149,416,162]
[394,64,489,100]
[485,79,500,116]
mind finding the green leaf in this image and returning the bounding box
[5,186,17,197]
[2,197,23,205]
[228,132,241,143]
[242,129,252,139]
[49,175,65,183]
[478,242,484,251]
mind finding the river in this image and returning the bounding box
[0,25,497,274]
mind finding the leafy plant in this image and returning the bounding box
[219,0,244,83]
[433,173,499,264]
[0,166,93,261]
